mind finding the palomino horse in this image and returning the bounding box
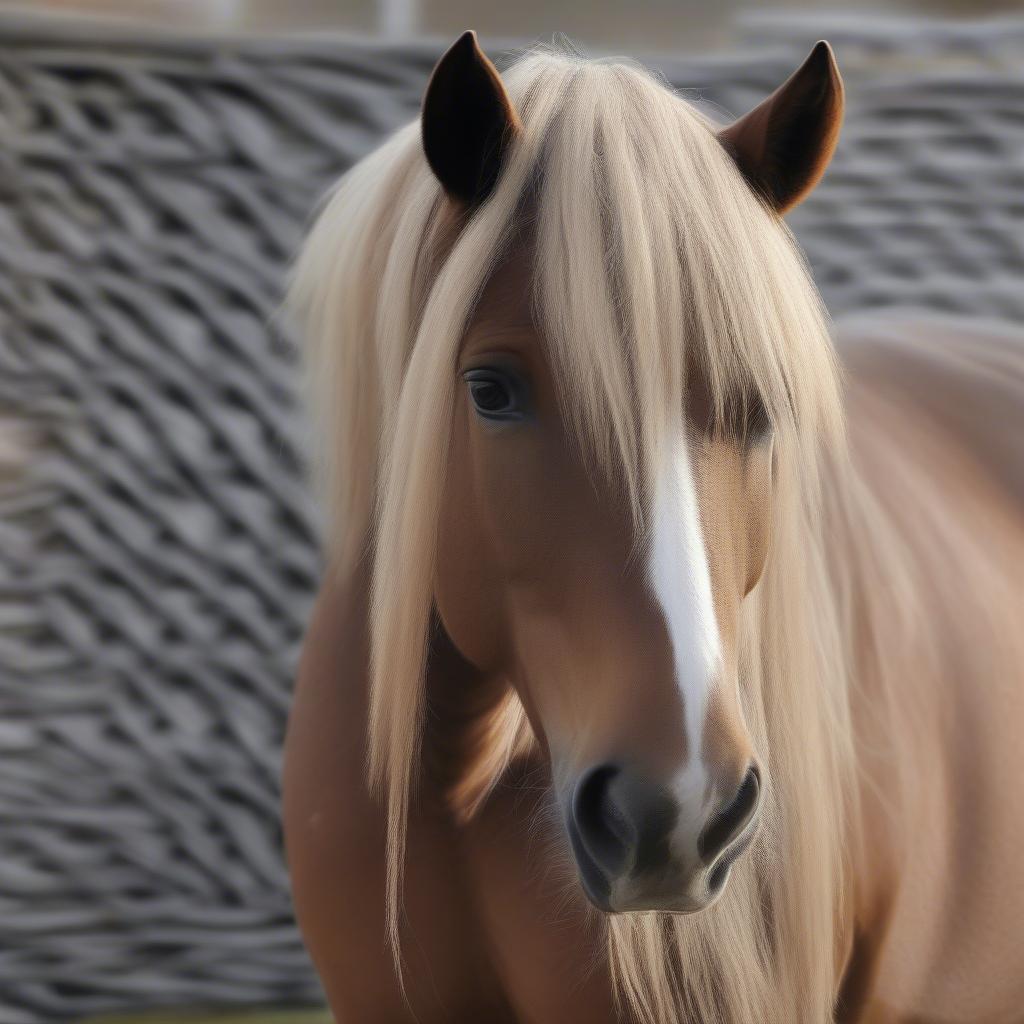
[283,32,1024,1023]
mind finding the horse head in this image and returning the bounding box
[422,32,844,913]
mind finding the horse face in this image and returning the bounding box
[435,250,774,913]
[423,29,841,916]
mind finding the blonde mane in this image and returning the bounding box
[291,49,859,1024]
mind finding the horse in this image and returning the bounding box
[282,31,1024,1023]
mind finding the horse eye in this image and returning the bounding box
[464,368,524,421]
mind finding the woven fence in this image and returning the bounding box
[0,11,1021,1022]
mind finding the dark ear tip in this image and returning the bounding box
[434,30,482,75]
[798,40,843,108]
[809,40,841,78]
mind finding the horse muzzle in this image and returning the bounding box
[565,761,762,913]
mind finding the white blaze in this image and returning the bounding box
[648,434,722,778]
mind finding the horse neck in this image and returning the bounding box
[738,448,869,984]
[816,409,945,935]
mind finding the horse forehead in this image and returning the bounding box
[466,248,535,336]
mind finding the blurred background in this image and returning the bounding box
[0,1,1021,1023]
[3,0,1024,49]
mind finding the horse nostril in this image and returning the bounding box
[698,764,761,864]
[572,764,632,876]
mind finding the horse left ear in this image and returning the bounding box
[422,30,521,206]
[719,41,844,214]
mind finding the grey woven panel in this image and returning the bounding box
[0,11,1022,1023]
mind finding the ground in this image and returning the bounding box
[85,1012,332,1024]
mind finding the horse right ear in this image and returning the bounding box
[719,41,844,214]
[422,31,520,206]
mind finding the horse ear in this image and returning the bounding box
[719,41,844,214]
[422,31,520,205]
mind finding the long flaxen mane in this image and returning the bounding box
[291,48,859,1024]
